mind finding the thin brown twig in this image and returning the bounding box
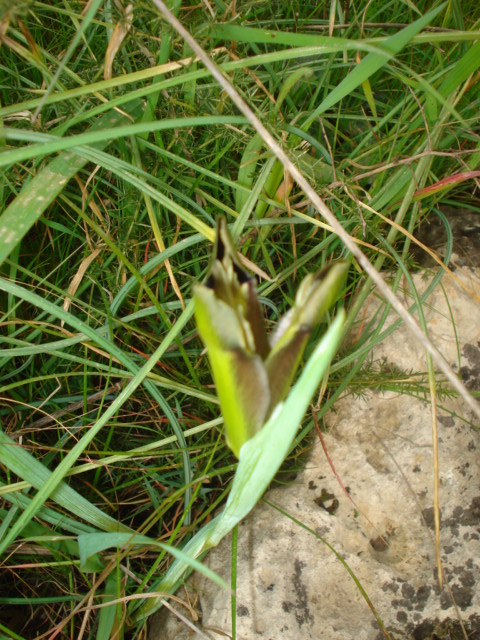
[346,149,477,182]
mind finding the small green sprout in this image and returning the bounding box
[132,222,347,622]
[194,218,348,457]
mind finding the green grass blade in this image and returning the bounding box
[0,100,143,267]
[78,532,228,589]
[214,24,353,49]
[438,38,480,97]
[0,429,133,535]
[96,573,122,640]
[303,3,446,125]
[1,116,246,168]
[0,278,194,554]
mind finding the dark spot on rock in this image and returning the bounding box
[237,604,249,617]
[308,480,317,490]
[266,583,275,591]
[422,507,435,529]
[383,581,399,594]
[460,365,480,391]
[458,462,470,477]
[397,610,408,623]
[452,505,463,519]
[459,570,475,588]
[412,618,434,639]
[413,464,421,472]
[392,597,412,611]
[438,414,455,428]
[468,440,476,451]
[402,583,416,601]
[453,585,474,610]
[314,488,339,515]
[440,583,473,611]
[464,343,480,365]
[291,559,313,627]
[462,496,480,525]
[370,534,389,552]
[402,583,415,611]
[282,600,293,613]
[415,585,431,611]
[443,545,454,554]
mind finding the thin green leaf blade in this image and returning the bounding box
[96,574,122,640]
[438,38,480,97]
[305,3,446,122]
[0,429,133,534]
[0,101,143,267]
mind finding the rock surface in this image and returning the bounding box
[149,217,480,640]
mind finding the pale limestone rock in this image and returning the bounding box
[150,259,480,640]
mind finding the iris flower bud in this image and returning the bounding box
[194,219,347,457]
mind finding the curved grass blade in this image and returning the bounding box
[0,278,193,554]
[0,429,133,535]
[303,3,446,126]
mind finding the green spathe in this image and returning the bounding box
[193,218,348,457]
[131,224,347,623]
[132,306,346,623]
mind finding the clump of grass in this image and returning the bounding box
[0,1,479,637]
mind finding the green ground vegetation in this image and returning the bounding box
[0,0,479,638]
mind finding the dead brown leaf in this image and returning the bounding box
[104,4,133,80]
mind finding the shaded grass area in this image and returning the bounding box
[0,0,479,637]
